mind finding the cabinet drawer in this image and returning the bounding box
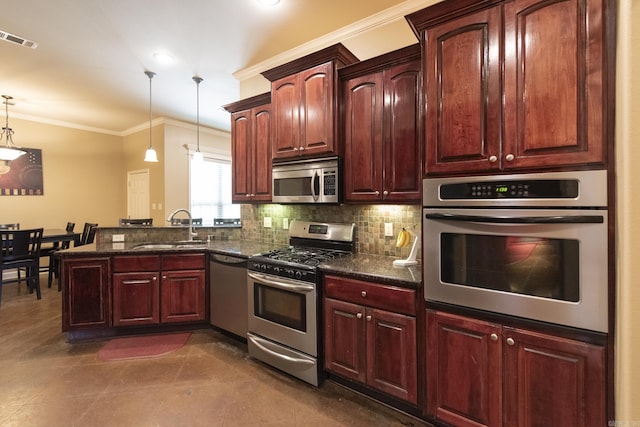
[113,255,160,272]
[324,275,416,316]
[161,253,205,270]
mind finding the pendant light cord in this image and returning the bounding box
[193,76,203,154]
[145,71,156,150]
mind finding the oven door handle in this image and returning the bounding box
[248,272,315,293]
[248,334,316,366]
[425,213,605,224]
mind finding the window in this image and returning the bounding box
[189,154,240,226]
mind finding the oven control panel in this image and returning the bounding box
[248,261,317,283]
[440,179,579,199]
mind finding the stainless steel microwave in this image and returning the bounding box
[272,157,340,204]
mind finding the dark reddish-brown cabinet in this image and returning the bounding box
[62,256,111,331]
[407,0,609,175]
[112,253,206,326]
[341,45,422,202]
[426,310,605,427]
[224,93,272,203]
[323,275,418,404]
[262,44,359,160]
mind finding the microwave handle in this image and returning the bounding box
[425,213,605,224]
[311,170,319,201]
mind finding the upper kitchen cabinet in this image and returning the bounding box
[407,0,613,175]
[341,45,422,202]
[223,93,272,203]
[262,44,359,160]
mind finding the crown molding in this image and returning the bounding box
[233,0,434,82]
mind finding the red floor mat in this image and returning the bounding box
[97,332,191,361]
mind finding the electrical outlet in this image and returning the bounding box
[263,217,272,228]
[112,234,125,242]
[384,223,393,237]
[283,218,289,230]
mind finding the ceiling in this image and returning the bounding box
[1,0,420,135]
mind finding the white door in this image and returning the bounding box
[127,169,150,219]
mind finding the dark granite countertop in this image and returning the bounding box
[319,254,422,288]
[59,241,422,286]
[58,240,274,259]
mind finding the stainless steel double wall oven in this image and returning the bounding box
[423,170,608,332]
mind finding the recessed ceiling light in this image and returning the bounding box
[256,0,280,6]
[153,52,175,64]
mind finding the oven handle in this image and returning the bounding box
[248,271,315,293]
[248,334,316,366]
[425,213,605,224]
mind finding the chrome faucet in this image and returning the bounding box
[167,208,198,240]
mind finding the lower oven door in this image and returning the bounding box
[423,208,608,332]
[247,271,317,356]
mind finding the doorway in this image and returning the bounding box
[127,169,150,219]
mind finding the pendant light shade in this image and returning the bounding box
[0,95,27,163]
[192,76,203,162]
[144,70,158,162]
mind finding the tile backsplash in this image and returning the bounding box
[240,204,422,259]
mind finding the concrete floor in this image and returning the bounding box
[0,278,429,427]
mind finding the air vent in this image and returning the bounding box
[0,30,38,49]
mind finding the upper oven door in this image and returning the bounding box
[423,207,608,332]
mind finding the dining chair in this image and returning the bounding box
[0,228,43,303]
[46,222,76,290]
[79,223,98,246]
[119,218,153,226]
[0,224,20,230]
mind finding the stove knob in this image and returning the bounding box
[295,271,303,280]
[260,264,267,272]
[273,267,281,274]
[285,269,294,278]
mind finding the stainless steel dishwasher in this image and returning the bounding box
[210,253,248,338]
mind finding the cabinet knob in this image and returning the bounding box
[375,191,380,196]
[506,337,515,346]
[383,190,388,195]
[361,291,367,297]
[505,154,515,162]
[490,333,498,342]
[489,155,498,163]
[366,315,372,321]
[293,147,299,151]
[162,275,167,280]
[299,146,305,151]
[356,312,363,319]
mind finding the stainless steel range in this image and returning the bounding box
[247,220,355,386]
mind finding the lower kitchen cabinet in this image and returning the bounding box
[323,275,418,404]
[426,310,605,427]
[62,257,112,331]
[112,254,206,326]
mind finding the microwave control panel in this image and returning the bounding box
[323,171,337,196]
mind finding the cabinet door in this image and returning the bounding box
[366,308,417,404]
[231,110,253,202]
[113,271,159,326]
[62,257,111,331]
[252,104,272,201]
[324,298,366,382]
[272,74,300,159]
[503,327,605,427]
[502,0,605,169]
[383,60,421,201]
[426,310,502,427]
[160,269,206,323]
[299,62,335,157]
[424,6,502,175]
[343,71,384,201]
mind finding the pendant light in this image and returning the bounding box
[192,76,203,162]
[0,95,27,162]
[144,70,158,162]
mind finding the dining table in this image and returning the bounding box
[42,228,82,248]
